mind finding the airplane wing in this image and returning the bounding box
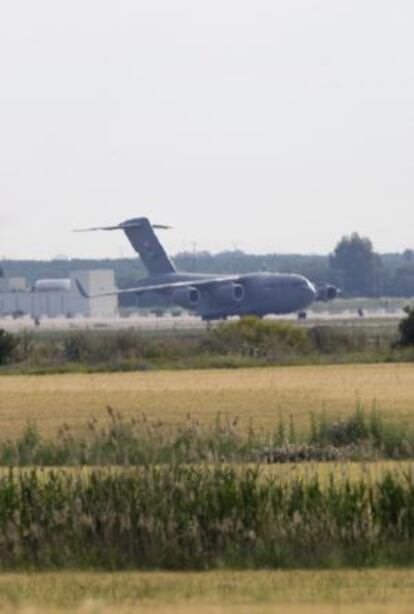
[75,276,242,300]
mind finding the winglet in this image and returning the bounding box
[75,279,91,299]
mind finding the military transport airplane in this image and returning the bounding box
[75,217,338,320]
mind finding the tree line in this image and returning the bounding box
[1,233,414,298]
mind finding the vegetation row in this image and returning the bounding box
[3,407,414,466]
[0,465,413,570]
[1,311,414,371]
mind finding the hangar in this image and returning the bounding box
[0,269,117,319]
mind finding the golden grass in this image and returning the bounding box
[1,605,413,614]
[0,363,413,438]
[1,461,413,485]
[261,460,414,484]
[0,569,413,612]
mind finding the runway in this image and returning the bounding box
[0,308,404,333]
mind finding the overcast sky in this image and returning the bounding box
[0,1,413,260]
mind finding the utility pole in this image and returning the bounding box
[191,242,197,271]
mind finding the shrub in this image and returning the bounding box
[310,407,370,447]
[62,330,201,365]
[208,316,310,358]
[308,408,414,458]
[63,330,142,363]
[0,329,17,365]
[308,326,369,353]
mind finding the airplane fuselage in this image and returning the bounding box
[135,271,317,319]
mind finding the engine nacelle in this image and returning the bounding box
[171,286,200,309]
[213,283,245,304]
[316,284,338,302]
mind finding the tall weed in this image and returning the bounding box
[0,466,412,569]
[1,408,414,466]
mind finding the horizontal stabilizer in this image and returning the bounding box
[75,216,176,275]
[74,221,172,233]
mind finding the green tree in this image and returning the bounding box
[388,264,414,297]
[398,306,414,347]
[329,233,382,296]
[403,249,414,263]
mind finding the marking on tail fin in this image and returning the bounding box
[122,217,176,274]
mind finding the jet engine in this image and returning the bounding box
[316,284,338,302]
[171,286,200,309]
[213,283,245,304]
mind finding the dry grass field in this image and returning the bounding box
[0,363,413,438]
[1,365,414,612]
[1,606,412,614]
[0,570,413,613]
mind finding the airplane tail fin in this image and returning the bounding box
[75,217,176,275]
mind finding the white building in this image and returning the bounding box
[68,270,118,317]
[0,270,117,319]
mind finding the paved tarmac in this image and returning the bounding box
[0,309,404,333]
